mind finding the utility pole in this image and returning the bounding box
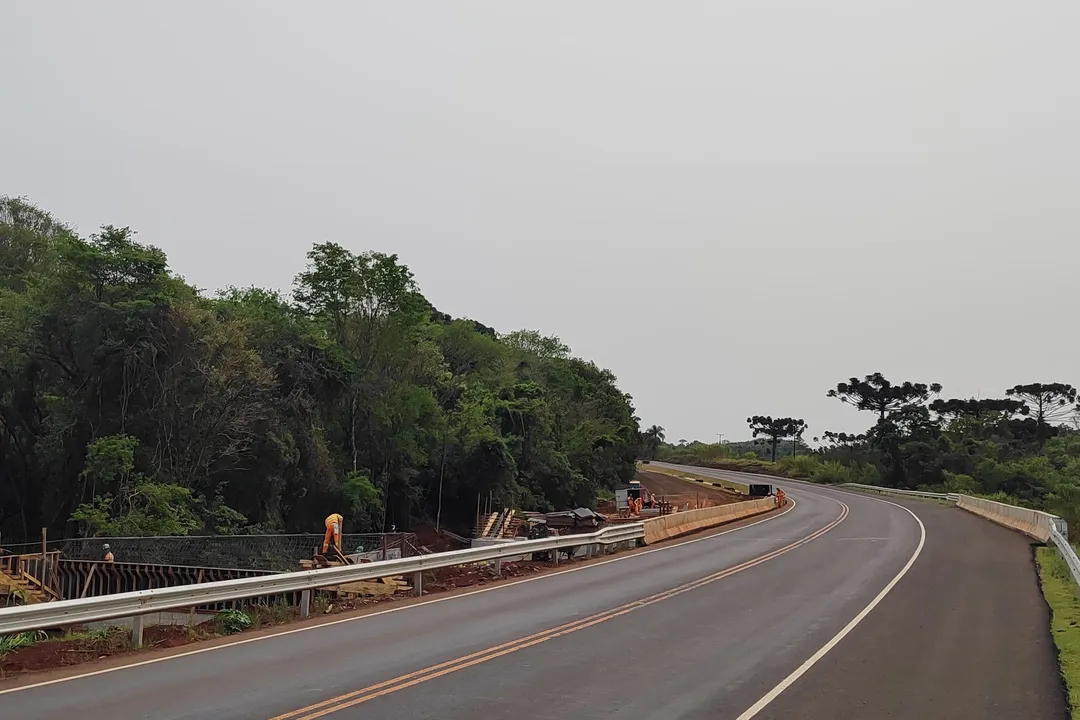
[436,426,447,533]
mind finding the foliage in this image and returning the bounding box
[747,416,807,462]
[70,435,202,536]
[0,198,640,542]
[0,631,47,657]
[827,373,942,421]
[929,397,1028,420]
[653,373,1080,536]
[776,454,818,477]
[215,609,253,635]
[641,425,665,460]
[1006,383,1077,425]
[819,373,1080,537]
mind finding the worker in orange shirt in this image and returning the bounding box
[323,513,344,554]
[776,488,786,508]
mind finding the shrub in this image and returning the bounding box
[812,460,852,484]
[216,609,254,635]
[777,455,819,478]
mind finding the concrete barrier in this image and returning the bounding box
[956,495,1061,542]
[642,497,776,544]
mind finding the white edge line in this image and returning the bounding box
[733,492,927,720]
[0,497,796,695]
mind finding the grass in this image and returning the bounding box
[0,630,46,657]
[1037,546,1080,718]
[59,626,112,642]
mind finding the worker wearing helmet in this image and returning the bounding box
[323,513,344,553]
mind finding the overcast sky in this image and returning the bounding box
[3,1,1078,443]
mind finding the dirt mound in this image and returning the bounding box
[412,525,468,554]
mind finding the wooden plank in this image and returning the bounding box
[79,563,98,599]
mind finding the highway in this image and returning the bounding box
[0,465,1066,719]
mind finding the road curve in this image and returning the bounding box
[3,471,925,719]
[659,463,1068,719]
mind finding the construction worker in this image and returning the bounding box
[635,496,644,514]
[103,543,114,563]
[776,488,786,508]
[322,513,344,554]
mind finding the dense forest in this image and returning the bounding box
[0,198,640,543]
[654,373,1080,537]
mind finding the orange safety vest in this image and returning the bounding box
[325,513,343,530]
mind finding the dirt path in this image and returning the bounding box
[637,469,743,509]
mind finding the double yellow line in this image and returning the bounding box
[270,499,849,720]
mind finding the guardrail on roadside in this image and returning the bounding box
[839,483,1080,590]
[838,484,959,502]
[0,523,645,646]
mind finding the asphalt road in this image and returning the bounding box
[0,465,1064,719]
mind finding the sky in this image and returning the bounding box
[2,1,1078,444]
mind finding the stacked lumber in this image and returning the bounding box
[296,559,411,598]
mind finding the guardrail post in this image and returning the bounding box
[131,614,145,648]
[585,544,593,560]
[300,589,312,618]
[412,571,423,597]
[552,548,559,565]
[494,558,502,577]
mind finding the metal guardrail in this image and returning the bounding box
[840,483,1080,591]
[0,523,644,637]
[838,483,959,502]
[1050,528,1080,589]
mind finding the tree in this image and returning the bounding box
[747,416,805,462]
[930,397,1028,420]
[642,425,665,459]
[827,373,942,422]
[1005,383,1077,427]
[71,435,201,537]
[0,197,642,544]
[789,419,808,456]
[499,330,570,360]
[815,431,867,448]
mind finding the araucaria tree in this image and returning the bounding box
[1005,383,1077,431]
[827,373,942,422]
[747,416,805,462]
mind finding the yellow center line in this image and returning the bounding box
[270,499,849,720]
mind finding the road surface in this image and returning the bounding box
[0,464,1065,719]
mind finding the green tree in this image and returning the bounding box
[747,416,805,462]
[0,198,642,543]
[827,373,942,422]
[642,425,666,460]
[71,435,201,536]
[1005,383,1077,444]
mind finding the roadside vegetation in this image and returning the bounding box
[648,374,1080,540]
[1037,547,1080,718]
[0,197,640,544]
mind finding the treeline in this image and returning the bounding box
[655,373,1080,536]
[0,198,640,542]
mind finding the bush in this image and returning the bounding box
[776,455,820,478]
[216,609,254,635]
[812,460,852,484]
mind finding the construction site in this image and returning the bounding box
[0,469,780,675]
[0,470,754,609]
